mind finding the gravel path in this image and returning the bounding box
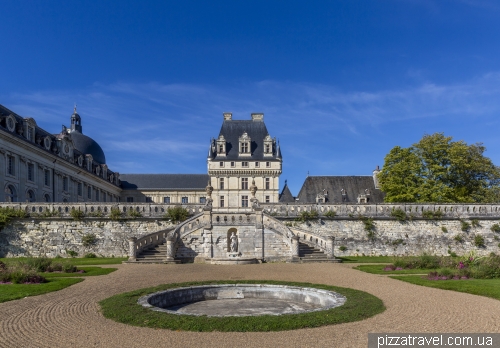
[1,263,499,348]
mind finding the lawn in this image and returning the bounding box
[0,278,83,303]
[354,264,435,275]
[391,276,500,301]
[337,256,395,263]
[100,280,386,332]
[0,257,127,265]
[42,267,117,277]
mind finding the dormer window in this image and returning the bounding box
[24,118,37,142]
[216,135,226,156]
[239,132,251,156]
[263,134,273,157]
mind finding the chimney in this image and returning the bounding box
[223,112,232,121]
[251,113,264,121]
[373,165,381,189]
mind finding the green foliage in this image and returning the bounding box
[164,206,190,223]
[454,234,464,243]
[0,207,28,230]
[474,234,485,248]
[441,226,448,233]
[84,253,97,258]
[490,223,500,233]
[390,208,407,222]
[295,210,319,223]
[66,250,78,258]
[359,216,376,239]
[127,209,142,219]
[461,220,471,232]
[471,219,481,228]
[87,210,104,217]
[391,239,405,246]
[109,207,123,220]
[422,210,444,220]
[70,209,85,220]
[99,280,385,332]
[323,210,336,218]
[82,233,98,248]
[338,245,347,252]
[378,133,500,203]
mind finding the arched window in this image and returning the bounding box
[44,194,51,202]
[5,185,17,202]
[26,190,35,202]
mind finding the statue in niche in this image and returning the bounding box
[230,232,238,252]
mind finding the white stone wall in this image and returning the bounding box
[291,219,500,257]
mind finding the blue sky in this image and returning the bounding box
[2,0,500,195]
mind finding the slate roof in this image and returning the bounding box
[279,181,295,203]
[120,174,210,190]
[213,119,279,161]
[296,176,385,203]
[69,131,106,164]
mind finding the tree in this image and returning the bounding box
[378,133,500,203]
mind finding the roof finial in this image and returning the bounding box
[74,104,77,113]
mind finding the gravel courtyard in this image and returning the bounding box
[1,262,499,348]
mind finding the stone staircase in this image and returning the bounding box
[296,242,341,263]
[134,243,180,264]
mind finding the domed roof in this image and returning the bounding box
[70,131,106,164]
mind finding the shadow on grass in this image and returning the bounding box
[0,278,83,303]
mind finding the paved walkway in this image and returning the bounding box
[1,263,499,348]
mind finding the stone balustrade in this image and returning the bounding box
[261,203,500,219]
[212,213,256,226]
[129,227,175,261]
[0,203,205,219]
[289,226,331,253]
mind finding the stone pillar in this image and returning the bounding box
[326,236,335,259]
[165,235,176,261]
[291,236,300,258]
[128,237,137,261]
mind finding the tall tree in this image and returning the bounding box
[378,133,500,203]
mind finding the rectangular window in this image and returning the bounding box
[95,190,100,202]
[78,183,83,196]
[28,127,34,142]
[241,178,248,190]
[220,196,225,207]
[265,178,270,190]
[255,162,259,167]
[145,197,152,203]
[126,197,134,202]
[241,195,248,207]
[63,177,68,191]
[7,155,15,175]
[265,144,270,153]
[88,186,92,199]
[265,195,270,203]
[242,161,248,167]
[266,162,271,167]
[219,162,224,167]
[103,193,107,202]
[231,162,235,167]
[27,163,34,181]
[44,169,50,186]
[219,178,224,190]
[181,197,188,204]
[200,197,206,204]
[241,142,248,153]
[163,196,170,204]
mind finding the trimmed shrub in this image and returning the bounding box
[84,253,97,258]
[164,206,190,223]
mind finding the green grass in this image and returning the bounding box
[338,256,395,263]
[0,257,127,265]
[0,278,83,303]
[99,280,385,332]
[42,267,117,277]
[354,265,435,275]
[391,276,500,301]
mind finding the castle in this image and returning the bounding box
[0,104,383,206]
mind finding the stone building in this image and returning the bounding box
[207,112,282,208]
[0,104,121,203]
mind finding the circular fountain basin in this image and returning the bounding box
[138,284,346,317]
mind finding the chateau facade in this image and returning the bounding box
[1,104,383,205]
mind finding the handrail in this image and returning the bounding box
[262,213,294,247]
[288,226,330,253]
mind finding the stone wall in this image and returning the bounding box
[290,219,500,257]
[0,218,174,258]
